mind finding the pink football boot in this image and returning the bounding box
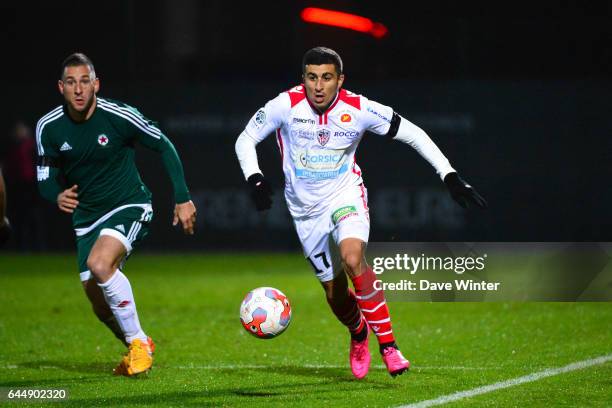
[382,347,410,377]
[349,333,371,379]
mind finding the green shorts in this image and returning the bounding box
[76,204,153,281]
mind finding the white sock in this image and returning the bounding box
[97,270,148,344]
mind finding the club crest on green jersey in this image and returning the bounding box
[97,134,109,146]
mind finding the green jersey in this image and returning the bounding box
[36,97,190,229]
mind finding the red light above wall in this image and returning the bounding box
[300,7,388,39]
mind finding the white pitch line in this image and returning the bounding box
[399,353,612,408]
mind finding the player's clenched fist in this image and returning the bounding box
[57,184,79,213]
[247,173,273,211]
[173,200,197,235]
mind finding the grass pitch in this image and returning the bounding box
[0,253,610,407]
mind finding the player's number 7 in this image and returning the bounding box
[307,251,330,274]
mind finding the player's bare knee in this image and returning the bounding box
[341,252,362,276]
[86,255,114,282]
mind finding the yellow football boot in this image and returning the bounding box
[113,337,155,376]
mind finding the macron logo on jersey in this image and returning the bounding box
[60,142,72,151]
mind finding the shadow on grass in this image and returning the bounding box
[0,360,113,387]
[67,377,396,407]
[212,365,397,385]
[4,361,403,406]
[161,365,352,380]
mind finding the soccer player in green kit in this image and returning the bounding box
[36,53,197,376]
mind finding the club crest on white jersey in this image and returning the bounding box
[317,128,330,146]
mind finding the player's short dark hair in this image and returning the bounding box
[302,47,343,75]
[61,52,96,79]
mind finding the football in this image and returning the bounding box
[240,287,292,339]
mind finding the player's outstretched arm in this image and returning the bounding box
[120,103,195,231]
[390,114,487,209]
[138,132,196,232]
[155,137,197,232]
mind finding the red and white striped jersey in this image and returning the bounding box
[241,85,394,218]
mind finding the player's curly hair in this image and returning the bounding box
[302,47,343,75]
[61,52,96,79]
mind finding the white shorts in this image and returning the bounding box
[293,184,370,282]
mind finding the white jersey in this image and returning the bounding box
[241,85,395,219]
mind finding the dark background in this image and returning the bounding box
[1,1,610,252]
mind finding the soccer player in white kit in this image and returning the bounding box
[235,47,486,379]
